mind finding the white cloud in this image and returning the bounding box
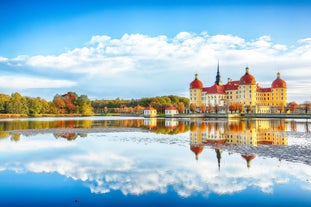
[1,32,311,101]
[0,56,8,62]
[0,76,76,89]
[0,132,310,198]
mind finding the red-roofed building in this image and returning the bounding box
[165,106,178,116]
[189,63,287,113]
[144,106,157,117]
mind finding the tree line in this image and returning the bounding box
[0,92,190,116]
[0,92,93,116]
[91,95,190,114]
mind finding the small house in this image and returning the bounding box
[144,106,157,117]
[165,106,178,117]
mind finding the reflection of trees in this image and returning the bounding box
[54,133,84,141]
[0,131,10,139]
[11,134,21,142]
[0,118,309,143]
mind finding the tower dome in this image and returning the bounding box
[240,67,256,85]
[190,145,204,160]
[272,72,286,88]
[190,73,203,89]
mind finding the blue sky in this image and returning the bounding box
[0,0,311,102]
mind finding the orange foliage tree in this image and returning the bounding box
[177,102,185,113]
[289,102,297,113]
[190,103,196,113]
[200,104,207,113]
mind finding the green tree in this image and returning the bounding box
[0,94,10,113]
[27,97,43,115]
[76,95,94,115]
[7,93,28,114]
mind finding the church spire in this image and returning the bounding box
[215,148,222,172]
[215,60,222,86]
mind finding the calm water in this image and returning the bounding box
[0,117,310,207]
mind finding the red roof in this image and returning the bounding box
[190,79,203,89]
[145,106,156,110]
[240,73,256,85]
[240,67,256,85]
[190,73,203,89]
[223,81,239,91]
[203,83,226,94]
[166,106,177,110]
[257,87,272,92]
[241,155,256,161]
[272,78,286,88]
[190,145,204,154]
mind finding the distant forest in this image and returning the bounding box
[0,92,190,116]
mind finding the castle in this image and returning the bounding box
[189,64,287,113]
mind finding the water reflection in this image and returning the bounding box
[0,117,310,142]
[0,117,310,206]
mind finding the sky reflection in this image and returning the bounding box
[0,118,310,206]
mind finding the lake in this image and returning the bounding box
[0,117,310,206]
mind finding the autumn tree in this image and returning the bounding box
[289,102,297,113]
[177,102,185,113]
[239,104,245,114]
[278,104,285,114]
[228,104,236,114]
[135,105,144,114]
[62,92,77,113]
[207,103,213,113]
[53,95,66,114]
[190,103,196,113]
[246,105,252,114]
[200,104,207,113]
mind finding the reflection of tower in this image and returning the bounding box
[190,145,204,161]
[215,148,222,171]
[241,155,256,168]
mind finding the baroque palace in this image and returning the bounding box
[189,64,287,113]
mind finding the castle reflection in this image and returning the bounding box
[189,119,290,168]
[190,119,288,147]
[1,117,310,169]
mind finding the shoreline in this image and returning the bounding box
[165,113,311,119]
[6,127,145,136]
[0,113,311,120]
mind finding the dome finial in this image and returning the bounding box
[245,66,250,74]
[277,72,280,79]
[195,73,198,80]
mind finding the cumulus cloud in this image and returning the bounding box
[0,76,76,89]
[0,32,311,101]
[0,56,8,62]
[0,132,310,198]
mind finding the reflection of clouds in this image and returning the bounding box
[0,132,310,198]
